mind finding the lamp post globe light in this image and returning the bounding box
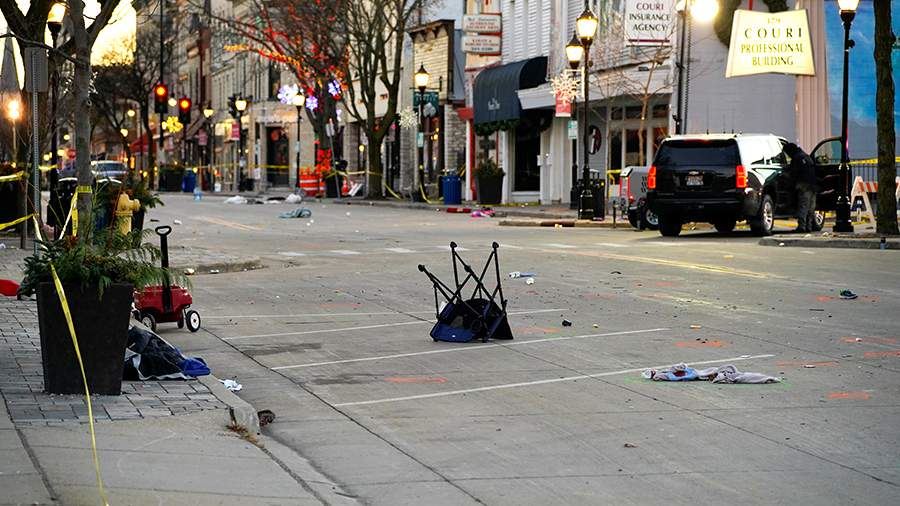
[833,0,859,233]
[291,93,305,185]
[234,97,249,190]
[202,106,215,189]
[414,64,429,202]
[573,4,598,220]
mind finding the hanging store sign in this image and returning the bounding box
[567,120,578,140]
[554,93,571,118]
[463,14,502,34]
[230,123,240,141]
[462,35,501,55]
[725,9,815,78]
[624,0,675,47]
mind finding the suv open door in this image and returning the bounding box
[811,137,842,211]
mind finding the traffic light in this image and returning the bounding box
[153,83,168,114]
[228,95,238,119]
[177,96,191,125]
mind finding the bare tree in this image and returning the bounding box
[873,0,898,235]
[342,0,433,198]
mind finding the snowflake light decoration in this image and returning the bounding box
[305,94,319,112]
[398,106,417,129]
[328,79,342,99]
[549,71,581,102]
[164,116,183,133]
[277,84,299,105]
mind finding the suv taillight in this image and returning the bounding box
[736,165,747,189]
[648,165,657,190]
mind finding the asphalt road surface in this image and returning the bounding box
[152,194,900,505]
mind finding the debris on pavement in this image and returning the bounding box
[610,271,622,275]
[279,208,313,219]
[690,324,702,329]
[124,325,210,380]
[508,271,537,279]
[840,289,858,300]
[470,208,495,218]
[220,379,243,392]
[224,195,248,204]
[562,319,572,327]
[173,219,182,225]
[525,277,535,285]
[258,409,276,427]
[209,269,221,274]
[623,443,638,448]
[803,364,816,368]
[593,324,599,328]
[183,268,195,275]
[642,363,780,384]
[285,193,303,204]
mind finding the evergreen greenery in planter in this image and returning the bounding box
[20,228,185,395]
[475,159,505,205]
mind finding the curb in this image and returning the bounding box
[198,375,260,435]
[174,257,264,275]
[759,236,900,249]
[337,199,577,220]
[499,219,634,229]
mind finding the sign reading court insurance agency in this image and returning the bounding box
[726,9,815,78]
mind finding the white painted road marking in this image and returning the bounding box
[272,328,670,370]
[331,250,361,255]
[278,251,307,257]
[331,354,776,407]
[385,248,416,253]
[595,242,627,248]
[436,245,468,251]
[544,243,576,249]
[223,308,568,341]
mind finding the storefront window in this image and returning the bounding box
[625,129,642,166]
[625,106,642,119]
[513,126,540,192]
[653,104,668,118]
[609,130,622,171]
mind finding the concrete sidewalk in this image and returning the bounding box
[760,232,900,249]
[0,297,356,505]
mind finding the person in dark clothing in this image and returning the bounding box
[784,142,817,232]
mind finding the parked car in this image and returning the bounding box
[646,133,835,237]
[619,165,658,230]
[91,160,127,182]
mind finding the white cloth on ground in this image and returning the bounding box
[695,364,781,384]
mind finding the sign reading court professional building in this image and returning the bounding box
[624,0,675,46]
[726,9,815,77]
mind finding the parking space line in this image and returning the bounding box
[385,248,416,253]
[272,328,670,370]
[331,250,361,255]
[544,243,576,249]
[222,308,568,341]
[278,251,307,257]
[331,354,776,407]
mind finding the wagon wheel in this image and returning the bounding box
[185,310,201,332]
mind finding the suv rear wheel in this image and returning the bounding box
[713,218,736,234]
[750,195,775,236]
[659,215,682,237]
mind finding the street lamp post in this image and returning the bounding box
[674,0,719,135]
[203,106,214,191]
[235,97,248,191]
[291,94,305,188]
[833,0,859,233]
[47,2,65,226]
[413,65,430,203]
[575,4,599,220]
[7,99,23,247]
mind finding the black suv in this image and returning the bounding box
[646,134,841,237]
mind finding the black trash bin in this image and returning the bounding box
[591,179,606,220]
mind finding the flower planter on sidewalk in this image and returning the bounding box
[36,282,133,395]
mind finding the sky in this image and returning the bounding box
[0,0,137,85]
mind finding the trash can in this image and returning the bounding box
[591,179,606,220]
[181,170,196,193]
[442,175,461,205]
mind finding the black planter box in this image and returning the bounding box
[36,283,133,395]
[476,176,503,205]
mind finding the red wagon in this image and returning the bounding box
[133,226,201,332]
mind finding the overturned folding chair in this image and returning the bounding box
[418,242,513,343]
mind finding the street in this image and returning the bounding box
[149,194,900,505]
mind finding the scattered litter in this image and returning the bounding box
[173,219,182,225]
[346,211,352,216]
[258,409,276,427]
[470,209,494,218]
[853,337,863,342]
[124,325,209,380]
[554,223,563,228]
[309,219,314,224]
[209,269,221,274]
[525,277,535,285]
[149,218,160,222]
[224,195,248,205]
[266,196,285,203]
[610,271,622,275]
[592,324,600,328]
[220,379,243,392]
[0,244,5,250]
[778,242,785,247]
[803,364,816,369]
[840,289,858,300]
[690,324,702,329]
[623,443,638,448]
[183,268,195,275]
[306,222,311,227]
[562,319,572,327]
[809,308,825,311]
[723,254,734,259]
[279,208,313,219]
[285,193,303,204]
[643,363,780,384]
[508,271,537,279]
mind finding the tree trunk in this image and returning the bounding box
[142,106,155,174]
[874,0,898,235]
[366,136,383,198]
[70,0,94,239]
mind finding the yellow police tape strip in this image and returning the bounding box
[32,217,108,506]
[0,171,25,183]
[57,195,78,240]
[384,184,404,200]
[0,214,33,232]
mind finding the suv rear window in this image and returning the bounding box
[654,140,740,166]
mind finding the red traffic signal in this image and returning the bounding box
[177,96,192,125]
[153,83,168,114]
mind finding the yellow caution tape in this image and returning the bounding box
[76,185,92,194]
[0,214,33,232]
[0,171,25,183]
[383,184,404,200]
[32,217,108,506]
[57,196,78,240]
[419,183,440,205]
